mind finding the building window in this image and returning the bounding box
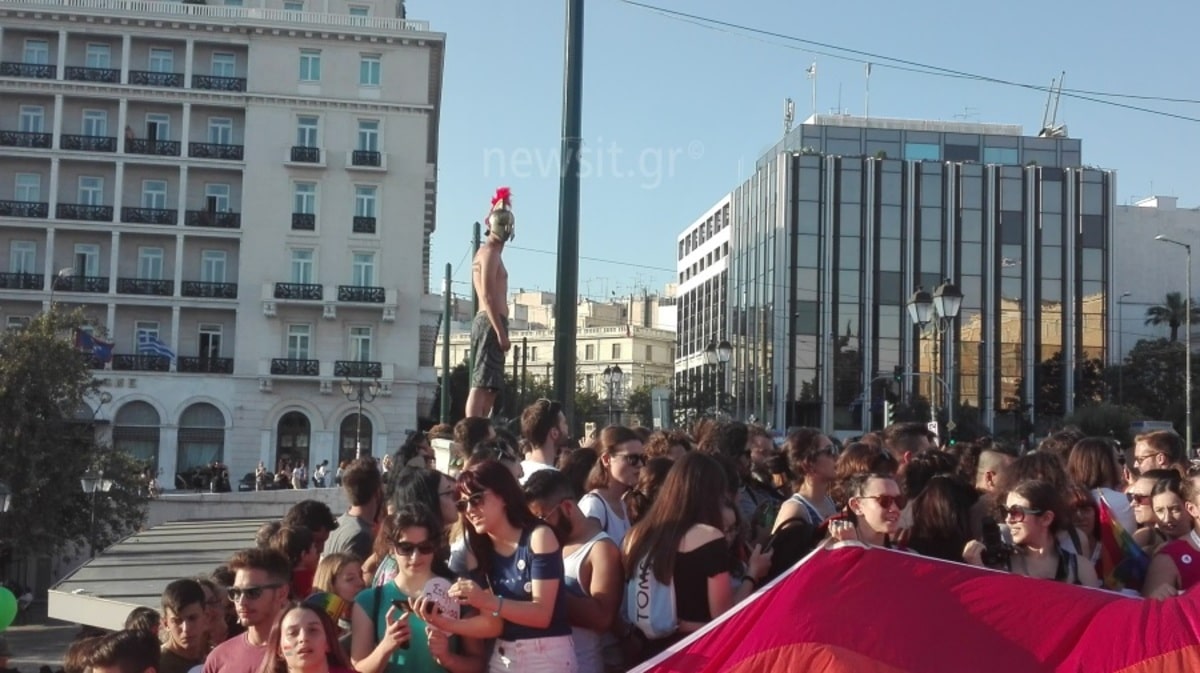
[645,345,652,361]
[199,324,223,358]
[177,403,225,472]
[148,47,174,73]
[134,320,160,347]
[983,147,1020,165]
[530,346,537,362]
[348,5,369,16]
[357,120,379,151]
[359,54,381,86]
[7,316,30,331]
[78,176,104,205]
[145,113,171,142]
[350,326,373,361]
[15,174,41,202]
[18,106,43,133]
[354,186,377,218]
[612,343,621,359]
[137,247,164,280]
[201,250,226,283]
[82,109,108,137]
[351,252,375,286]
[23,39,49,65]
[290,249,314,284]
[113,401,161,471]
[294,182,316,214]
[904,142,940,161]
[211,52,236,77]
[85,43,111,69]
[10,241,36,274]
[296,116,319,147]
[74,244,100,276]
[141,180,167,209]
[205,183,231,212]
[299,50,321,81]
[208,117,233,145]
[585,373,594,391]
[585,344,595,360]
[283,0,303,10]
[287,324,311,359]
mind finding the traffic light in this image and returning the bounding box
[883,398,895,427]
[893,365,904,383]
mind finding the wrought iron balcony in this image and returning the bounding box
[0,201,49,218]
[184,210,240,228]
[112,354,171,372]
[62,134,117,152]
[335,360,382,378]
[64,66,120,83]
[0,62,55,79]
[56,203,114,222]
[178,356,234,374]
[0,272,44,290]
[0,131,52,149]
[337,285,385,303]
[53,275,109,293]
[117,278,172,296]
[86,354,108,370]
[274,282,323,300]
[182,281,238,299]
[188,142,243,160]
[125,138,181,156]
[351,150,382,167]
[129,70,183,88]
[292,213,316,230]
[352,216,376,234]
[121,207,177,225]
[271,358,319,376]
[290,146,321,163]
[191,74,247,92]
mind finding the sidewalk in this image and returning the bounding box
[4,603,82,671]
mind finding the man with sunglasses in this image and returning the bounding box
[203,548,291,673]
[519,399,571,485]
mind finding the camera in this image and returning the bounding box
[980,516,1014,568]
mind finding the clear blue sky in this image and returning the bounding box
[419,0,1200,299]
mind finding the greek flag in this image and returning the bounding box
[137,332,175,361]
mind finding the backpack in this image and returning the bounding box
[624,554,678,640]
[763,516,817,582]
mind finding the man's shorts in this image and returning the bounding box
[470,312,507,390]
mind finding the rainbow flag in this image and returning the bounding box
[1096,496,1149,592]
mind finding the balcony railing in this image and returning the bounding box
[0,200,49,218]
[0,131,52,149]
[129,70,183,88]
[178,356,234,374]
[292,213,316,230]
[351,150,382,167]
[352,216,376,234]
[117,278,172,296]
[274,282,323,300]
[290,146,321,163]
[121,207,177,225]
[188,142,243,160]
[126,138,181,156]
[337,285,385,303]
[271,358,320,376]
[185,210,240,228]
[335,360,383,378]
[0,62,55,79]
[0,272,44,290]
[112,354,171,372]
[61,135,118,153]
[53,275,109,293]
[56,203,114,222]
[182,281,238,299]
[192,74,247,92]
[64,66,120,83]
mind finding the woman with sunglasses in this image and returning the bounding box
[1142,477,1200,598]
[373,468,462,587]
[826,473,906,548]
[963,479,1101,586]
[773,428,837,532]
[258,603,353,673]
[351,504,485,673]
[419,459,575,673]
[579,426,645,548]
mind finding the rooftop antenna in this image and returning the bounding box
[953,106,979,122]
[1039,71,1068,138]
[783,97,795,135]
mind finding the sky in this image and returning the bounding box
[417,0,1200,300]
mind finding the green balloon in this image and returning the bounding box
[0,587,15,631]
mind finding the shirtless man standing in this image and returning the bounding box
[465,187,514,418]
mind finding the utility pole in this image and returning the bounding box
[469,221,481,389]
[440,263,451,423]
[554,0,585,425]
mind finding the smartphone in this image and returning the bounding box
[390,599,411,650]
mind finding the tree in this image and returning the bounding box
[1065,403,1144,447]
[1144,292,1200,342]
[1110,338,1200,438]
[625,384,654,427]
[0,310,148,561]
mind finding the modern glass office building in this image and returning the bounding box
[676,115,1113,435]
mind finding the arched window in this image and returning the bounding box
[276,411,311,473]
[113,401,161,470]
[339,413,373,463]
[178,402,225,472]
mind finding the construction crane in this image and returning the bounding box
[1038,71,1068,138]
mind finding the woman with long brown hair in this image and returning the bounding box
[579,426,645,547]
[772,428,838,532]
[258,604,353,673]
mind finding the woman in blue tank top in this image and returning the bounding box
[418,459,577,673]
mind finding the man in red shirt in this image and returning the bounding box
[203,548,291,673]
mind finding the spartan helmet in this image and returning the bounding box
[487,187,515,242]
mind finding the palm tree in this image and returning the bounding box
[1144,292,1200,342]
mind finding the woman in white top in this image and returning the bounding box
[772,428,838,533]
[579,426,645,548]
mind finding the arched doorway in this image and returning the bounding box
[177,402,225,472]
[339,413,373,463]
[113,401,161,471]
[276,411,311,473]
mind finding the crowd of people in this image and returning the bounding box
[27,400,1200,673]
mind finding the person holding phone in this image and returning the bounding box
[351,504,485,673]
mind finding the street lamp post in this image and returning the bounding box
[80,470,114,557]
[704,341,718,416]
[603,364,623,425]
[907,280,963,441]
[1155,235,1193,456]
[341,377,381,459]
[1118,292,1132,406]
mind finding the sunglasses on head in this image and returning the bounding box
[393,540,438,557]
[858,494,906,510]
[455,491,487,512]
[227,583,283,601]
[997,505,1045,523]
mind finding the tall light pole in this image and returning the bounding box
[80,470,114,557]
[341,378,380,459]
[907,279,963,442]
[712,339,732,418]
[1155,235,1193,456]
[603,364,623,425]
[1118,292,1132,406]
[704,341,718,416]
